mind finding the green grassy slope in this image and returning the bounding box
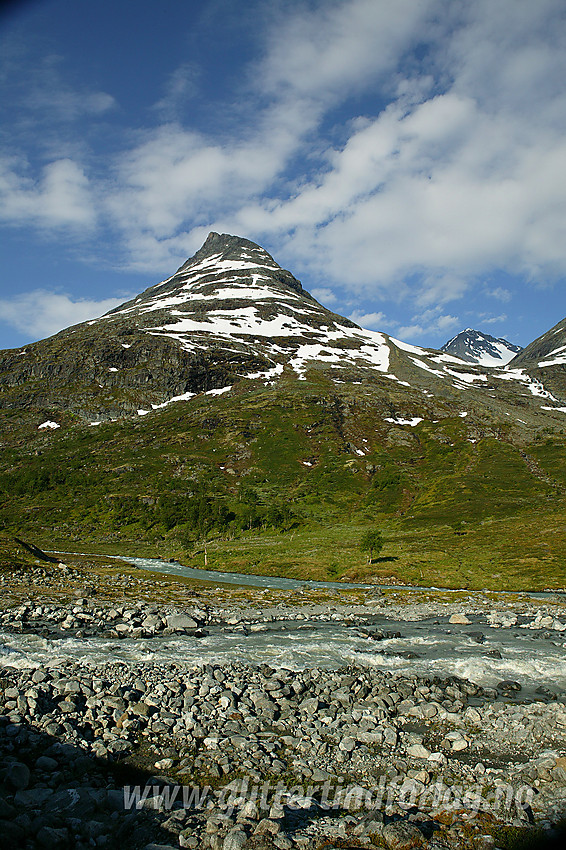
[1,377,565,591]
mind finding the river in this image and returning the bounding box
[1,556,565,698]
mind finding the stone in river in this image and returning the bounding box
[466,630,485,643]
[449,613,471,624]
[166,614,198,630]
[496,680,522,693]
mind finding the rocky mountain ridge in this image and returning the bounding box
[509,316,566,400]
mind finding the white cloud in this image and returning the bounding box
[486,287,512,303]
[348,310,387,329]
[311,287,337,304]
[416,273,470,308]
[105,113,308,267]
[10,51,117,122]
[0,156,95,228]
[481,314,508,325]
[95,0,433,270]
[398,309,460,341]
[0,291,127,341]
[26,87,116,121]
[1,0,566,319]
[231,0,566,306]
[152,63,200,119]
[258,0,430,104]
[265,86,566,293]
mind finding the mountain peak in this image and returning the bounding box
[441,328,522,366]
[170,232,309,300]
[0,232,564,433]
[179,232,271,268]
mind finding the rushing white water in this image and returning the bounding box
[2,614,566,696]
[3,555,564,695]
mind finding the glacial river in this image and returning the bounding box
[1,556,565,698]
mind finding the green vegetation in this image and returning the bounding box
[360,528,384,562]
[1,378,566,591]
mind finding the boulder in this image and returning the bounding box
[166,614,198,631]
[224,829,249,850]
[7,761,30,790]
[382,820,424,849]
[449,613,471,625]
[407,743,431,759]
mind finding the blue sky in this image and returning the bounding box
[1,0,565,351]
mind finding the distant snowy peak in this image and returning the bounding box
[441,329,522,366]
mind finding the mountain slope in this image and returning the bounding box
[0,233,562,433]
[1,233,566,590]
[0,232,389,421]
[441,329,522,366]
[508,317,566,401]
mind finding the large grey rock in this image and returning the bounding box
[14,788,54,807]
[36,826,69,848]
[166,614,198,630]
[224,830,248,850]
[407,743,431,759]
[36,755,58,771]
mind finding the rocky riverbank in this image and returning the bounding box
[1,559,566,849]
[2,656,566,850]
[2,594,566,642]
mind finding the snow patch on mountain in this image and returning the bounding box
[444,368,488,384]
[538,343,566,367]
[495,368,558,401]
[384,416,423,426]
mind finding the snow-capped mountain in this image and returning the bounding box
[102,231,392,381]
[441,329,522,366]
[0,233,564,428]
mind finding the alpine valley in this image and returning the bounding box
[1,233,566,591]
